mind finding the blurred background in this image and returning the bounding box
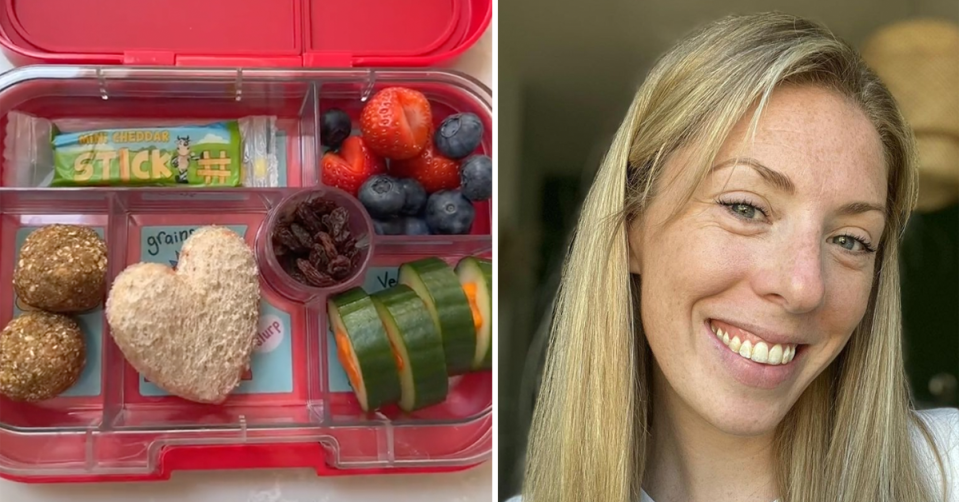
[497,1,959,500]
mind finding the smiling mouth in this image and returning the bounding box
[709,320,799,366]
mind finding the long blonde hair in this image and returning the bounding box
[522,12,944,502]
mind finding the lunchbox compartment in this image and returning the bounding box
[0,68,492,200]
[0,70,319,188]
[0,193,109,431]
[0,67,492,480]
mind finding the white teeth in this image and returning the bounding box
[714,323,797,366]
[751,342,768,364]
[768,344,783,365]
[729,336,742,352]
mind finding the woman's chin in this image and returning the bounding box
[697,396,794,437]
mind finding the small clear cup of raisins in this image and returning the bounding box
[257,187,374,301]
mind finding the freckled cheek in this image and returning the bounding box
[639,227,752,332]
[819,274,874,346]
[653,226,755,290]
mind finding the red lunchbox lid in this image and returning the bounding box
[0,0,490,67]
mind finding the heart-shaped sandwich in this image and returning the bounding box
[106,226,260,404]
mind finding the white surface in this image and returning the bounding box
[0,29,493,502]
[1,465,493,502]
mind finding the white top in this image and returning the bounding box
[507,408,959,502]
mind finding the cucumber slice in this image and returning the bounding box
[370,285,448,411]
[328,288,401,412]
[399,257,476,375]
[456,257,492,370]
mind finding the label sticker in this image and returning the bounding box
[255,314,285,354]
[141,224,246,265]
[137,225,294,396]
[327,266,398,393]
[13,226,104,398]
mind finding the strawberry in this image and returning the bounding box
[391,142,461,194]
[359,87,433,161]
[321,136,386,196]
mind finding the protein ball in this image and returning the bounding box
[13,224,107,313]
[0,312,86,402]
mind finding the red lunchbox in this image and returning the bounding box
[0,0,492,483]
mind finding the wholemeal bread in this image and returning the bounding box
[105,226,260,404]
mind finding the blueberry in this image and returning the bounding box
[425,190,475,235]
[434,113,484,159]
[460,155,492,201]
[373,218,404,235]
[397,178,427,216]
[359,175,405,219]
[403,217,431,235]
[321,108,352,150]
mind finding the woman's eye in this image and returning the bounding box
[830,234,874,253]
[720,201,765,221]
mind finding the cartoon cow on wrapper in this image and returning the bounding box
[172,136,198,183]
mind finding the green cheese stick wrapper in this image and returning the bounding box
[51,121,242,187]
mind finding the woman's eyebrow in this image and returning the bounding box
[836,201,885,217]
[710,157,795,193]
[711,157,886,216]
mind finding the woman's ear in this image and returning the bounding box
[627,219,643,275]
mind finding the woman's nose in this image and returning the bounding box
[755,233,826,314]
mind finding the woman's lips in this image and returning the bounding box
[704,319,803,390]
[709,319,797,365]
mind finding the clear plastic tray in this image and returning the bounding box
[0,66,492,482]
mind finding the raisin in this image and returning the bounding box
[282,257,309,284]
[274,243,289,256]
[319,214,334,233]
[278,211,297,227]
[332,227,351,245]
[331,206,349,223]
[309,243,330,271]
[295,202,325,234]
[343,243,359,260]
[274,225,306,253]
[297,258,336,287]
[328,255,352,280]
[290,223,314,249]
[323,207,350,236]
[315,231,339,259]
[308,198,337,217]
[350,251,363,270]
[336,235,356,254]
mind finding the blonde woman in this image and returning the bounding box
[511,12,959,502]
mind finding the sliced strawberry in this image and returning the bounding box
[359,87,433,161]
[321,136,386,196]
[391,142,461,194]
